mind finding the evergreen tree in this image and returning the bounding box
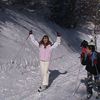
[48,0,77,28]
[76,0,99,24]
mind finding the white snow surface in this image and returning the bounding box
[0,8,100,100]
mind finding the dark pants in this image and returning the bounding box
[87,72,93,94]
[94,75,100,93]
[87,72,100,94]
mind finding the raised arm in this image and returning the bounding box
[29,30,39,47]
[51,32,61,49]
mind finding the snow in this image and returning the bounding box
[0,8,100,100]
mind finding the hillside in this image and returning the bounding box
[0,8,100,100]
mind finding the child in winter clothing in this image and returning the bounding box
[29,31,61,91]
[80,39,100,99]
[81,44,100,99]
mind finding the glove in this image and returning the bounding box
[57,32,61,37]
[29,30,33,35]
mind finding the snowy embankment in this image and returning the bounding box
[0,8,100,100]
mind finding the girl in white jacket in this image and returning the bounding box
[29,30,61,92]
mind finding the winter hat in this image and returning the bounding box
[88,39,95,46]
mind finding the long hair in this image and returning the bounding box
[39,35,52,48]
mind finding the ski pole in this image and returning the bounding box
[72,65,82,96]
[0,30,31,72]
[11,32,30,64]
[73,81,81,96]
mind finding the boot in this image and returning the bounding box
[87,92,93,99]
[38,85,47,92]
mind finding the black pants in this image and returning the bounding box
[87,72,100,94]
[87,72,93,94]
[94,75,100,93]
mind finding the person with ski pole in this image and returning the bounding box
[81,42,100,99]
[29,30,61,92]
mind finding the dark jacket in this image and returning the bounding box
[82,52,100,75]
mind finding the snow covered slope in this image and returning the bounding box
[0,8,100,100]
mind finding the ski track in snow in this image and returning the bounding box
[0,8,100,100]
